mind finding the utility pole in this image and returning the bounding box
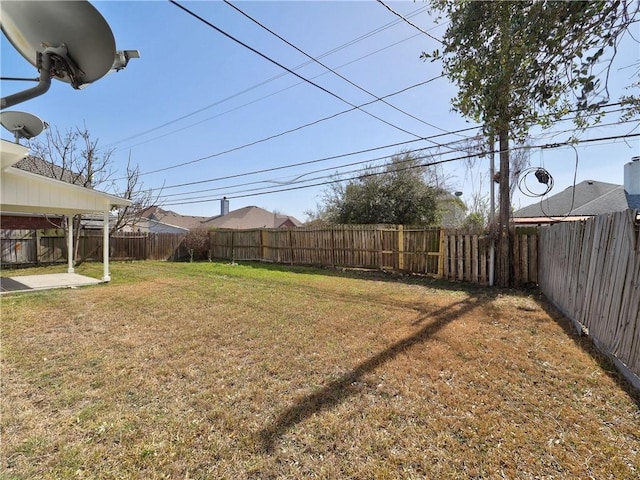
[497,128,511,287]
[489,135,495,286]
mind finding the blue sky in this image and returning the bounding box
[2,1,638,222]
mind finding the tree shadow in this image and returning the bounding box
[256,296,485,453]
[223,259,495,295]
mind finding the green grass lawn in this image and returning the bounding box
[1,261,639,479]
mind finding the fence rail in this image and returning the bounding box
[538,210,640,383]
[1,230,187,265]
[3,216,637,386]
[1,226,537,286]
[208,225,444,274]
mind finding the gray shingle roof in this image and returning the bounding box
[202,206,301,229]
[140,206,209,230]
[513,180,631,218]
[13,156,86,185]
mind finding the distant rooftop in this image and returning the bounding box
[513,180,631,219]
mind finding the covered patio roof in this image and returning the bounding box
[1,139,131,281]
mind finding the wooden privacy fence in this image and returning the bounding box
[208,226,537,286]
[538,210,640,383]
[209,225,443,275]
[1,226,538,287]
[440,230,538,286]
[1,230,186,264]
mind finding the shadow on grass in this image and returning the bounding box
[537,296,640,405]
[257,295,485,453]
[224,259,497,295]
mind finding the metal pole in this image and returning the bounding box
[1,53,52,110]
[102,210,111,282]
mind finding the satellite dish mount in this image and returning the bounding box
[1,51,53,110]
[1,1,139,110]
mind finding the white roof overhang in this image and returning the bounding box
[1,139,131,216]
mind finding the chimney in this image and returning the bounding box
[220,197,229,216]
[624,156,640,195]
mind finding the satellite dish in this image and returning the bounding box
[1,1,139,110]
[0,111,47,143]
[1,1,117,88]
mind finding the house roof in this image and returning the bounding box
[139,206,209,230]
[513,180,632,219]
[13,156,84,185]
[202,206,302,229]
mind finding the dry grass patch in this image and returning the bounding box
[1,261,639,479]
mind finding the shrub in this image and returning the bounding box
[183,227,210,262]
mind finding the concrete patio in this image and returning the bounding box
[0,273,102,294]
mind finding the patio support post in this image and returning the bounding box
[102,209,111,282]
[67,215,74,273]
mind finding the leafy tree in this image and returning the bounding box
[314,153,442,225]
[28,125,157,264]
[425,0,639,285]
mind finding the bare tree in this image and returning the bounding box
[109,155,161,234]
[27,125,159,264]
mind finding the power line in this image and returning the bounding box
[110,31,428,153]
[145,125,480,192]
[120,75,448,180]
[163,151,470,206]
[155,133,484,198]
[131,106,635,205]
[130,102,631,185]
[223,0,454,137]
[159,132,640,206]
[112,32,438,154]
[105,3,430,149]
[376,0,443,44]
[170,1,427,140]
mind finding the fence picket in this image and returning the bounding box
[538,210,640,383]
[2,225,536,288]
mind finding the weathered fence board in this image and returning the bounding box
[2,225,538,287]
[0,230,187,264]
[538,210,640,383]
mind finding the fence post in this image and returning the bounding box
[442,231,449,279]
[397,224,404,272]
[260,229,267,261]
[289,229,294,265]
[330,228,336,268]
[231,231,235,262]
[35,229,42,265]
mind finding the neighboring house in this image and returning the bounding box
[437,191,467,228]
[131,206,210,233]
[513,157,640,225]
[133,201,301,232]
[202,205,302,230]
